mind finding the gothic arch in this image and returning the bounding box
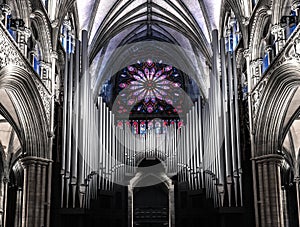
[220,0,247,45]
[249,6,271,60]
[254,61,300,157]
[30,10,53,63]
[0,66,49,159]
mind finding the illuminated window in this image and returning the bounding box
[115,60,185,115]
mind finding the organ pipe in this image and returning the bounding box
[60,45,68,208]
[71,39,80,208]
[232,51,243,206]
[59,31,245,210]
[227,52,238,206]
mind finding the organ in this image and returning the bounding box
[59,32,244,214]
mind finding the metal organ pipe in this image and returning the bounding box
[220,37,233,207]
[197,98,204,189]
[97,97,103,189]
[60,33,245,210]
[232,51,243,206]
[212,30,224,188]
[227,52,238,206]
[65,51,74,209]
[71,39,80,208]
[78,30,88,208]
[60,45,69,208]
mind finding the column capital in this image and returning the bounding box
[20,156,52,168]
[0,4,11,15]
[63,19,71,30]
[265,45,273,53]
[51,51,58,59]
[271,24,283,35]
[243,49,251,58]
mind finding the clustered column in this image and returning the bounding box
[255,154,283,227]
[21,157,51,227]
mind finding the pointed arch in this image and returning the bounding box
[0,66,49,158]
[30,10,53,63]
[255,61,300,157]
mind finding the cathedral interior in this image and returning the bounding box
[1,0,300,226]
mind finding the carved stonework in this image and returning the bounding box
[0,31,31,71]
[236,48,244,69]
[0,22,51,124]
[251,23,300,128]
[33,77,51,123]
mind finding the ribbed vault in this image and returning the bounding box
[76,0,221,98]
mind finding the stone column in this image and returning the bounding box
[243,49,252,90]
[29,49,37,71]
[21,157,51,227]
[281,186,289,227]
[294,177,300,227]
[255,154,283,227]
[14,187,22,227]
[0,4,11,28]
[271,25,286,55]
[2,177,8,227]
[257,59,263,77]
[265,46,273,65]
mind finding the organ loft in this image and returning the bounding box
[0,0,300,227]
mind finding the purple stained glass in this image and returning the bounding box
[116,60,185,115]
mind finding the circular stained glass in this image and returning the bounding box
[115,60,185,115]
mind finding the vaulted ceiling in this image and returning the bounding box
[75,0,223,100]
[76,0,222,62]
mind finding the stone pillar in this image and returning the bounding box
[265,46,273,65]
[256,154,283,227]
[271,25,286,55]
[243,49,252,90]
[257,59,263,77]
[14,187,22,227]
[29,49,37,71]
[2,177,8,227]
[281,186,289,227]
[21,157,51,227]
[0,4,11,29]
[294,177,300,227]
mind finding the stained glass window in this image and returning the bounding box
[140,121,146,135]
[115,60,185,115]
